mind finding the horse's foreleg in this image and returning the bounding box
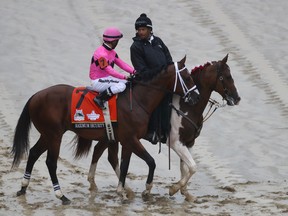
[179,159,196,202]
[169,144,196,199]
[46,139,71,205]
[117,147,132,200]
[133,145,156,196]
[17,138,47,196]
[141,151,155,196]
[107,142,133,195]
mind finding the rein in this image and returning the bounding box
[169,103,199,130]
[203,98,226,122]
[170,98,226,130]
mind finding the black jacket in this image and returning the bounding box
[130,35,173,135]
[130,35,173,79]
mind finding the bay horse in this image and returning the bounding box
[11,56,197,205]
[74,54,241,200]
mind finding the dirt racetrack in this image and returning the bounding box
[1,0,288,215]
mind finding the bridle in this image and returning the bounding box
[173,62,196,100]
[130,62,197,101]
[214,62,229,99]
[171,61,228,130]
[213,62,236,106]
[128,61,196,112]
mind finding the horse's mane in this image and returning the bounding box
[191,62,211,74]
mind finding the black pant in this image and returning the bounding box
[148,94,172,136]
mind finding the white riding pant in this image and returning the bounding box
[91,76,127,94]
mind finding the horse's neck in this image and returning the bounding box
[191,70,213,114]
[132,76,169,114]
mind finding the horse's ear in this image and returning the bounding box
[222,54,229,64]
[180,55,186,65]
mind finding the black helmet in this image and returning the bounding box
[135,13,152,30]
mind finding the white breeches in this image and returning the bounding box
[91,76,127,94]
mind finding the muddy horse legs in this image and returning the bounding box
[16,135,71,205]
[16,137,47,196]
[117,139,156,199]
[169,143,197,201]
[87,140,120,191]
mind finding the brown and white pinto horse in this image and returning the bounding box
[75,54,240,201]
[11,57,197,204]
[168,54,240,201]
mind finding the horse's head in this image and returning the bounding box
[172,56,197,104]
[210,54,241,105]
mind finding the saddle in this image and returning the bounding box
[71,87,117,129]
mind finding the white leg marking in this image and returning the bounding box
[88,163,97,191]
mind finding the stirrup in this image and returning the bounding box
[93,97,106,110]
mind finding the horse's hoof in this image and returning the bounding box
[125,189,135,200]
[141,189,151,197]
[117,188,128,200]
[169,184,179,196]
[184,193,196,202]
[124,186,133,194]
[88,185,98,192]
[141,191,153,201]
[16,187,27,196]
[120,192,129,201]
[60,195,71,205]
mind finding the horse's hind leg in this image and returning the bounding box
[17,136,47,196]
[87,140,108,191]
[45,136,71,205]
[89,141,133,194]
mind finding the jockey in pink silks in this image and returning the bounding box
[90,27,135,109]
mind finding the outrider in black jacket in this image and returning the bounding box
[130,35,173,79]
[130,34,173,142]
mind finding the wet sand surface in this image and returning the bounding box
[1,0,288,215]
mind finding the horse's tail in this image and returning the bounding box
[11,97,32,168]
[72,135,93,159]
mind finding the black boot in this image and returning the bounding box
[144,131,159,145]
[94,88,113,110]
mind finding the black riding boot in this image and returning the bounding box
[94,88,113,110]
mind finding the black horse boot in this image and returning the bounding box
[94,88,113,110]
